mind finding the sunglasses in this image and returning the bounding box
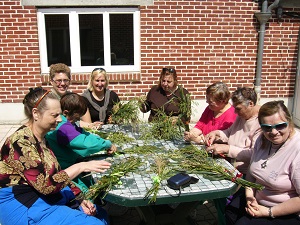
[162,68,175,73]
[92,67,106,72]
[260,122,288,132]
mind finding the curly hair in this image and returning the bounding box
[49,63,71,80]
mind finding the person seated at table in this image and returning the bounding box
[204,87,262,225]
[234,100,300,225]
[46,92,116,193]
[205,86,261,174]
[81,67,120,128]
[139,67,190,123]
[184,82,237,143]
[0,87,110,225]
[49,63,72,99]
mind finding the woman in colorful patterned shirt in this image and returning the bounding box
[0,87,110,225]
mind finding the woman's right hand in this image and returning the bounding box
[65,160,111,180]
[81,160,111,173]
[205,131,217,146]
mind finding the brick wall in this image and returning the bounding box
[0,0,299,103]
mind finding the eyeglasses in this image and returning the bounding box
[260,122,288,132]
[52,79,70,85]
[162,68,175,73]
[34,90,51,108]
[92,67,106,72]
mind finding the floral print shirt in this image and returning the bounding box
[0,125,70,195]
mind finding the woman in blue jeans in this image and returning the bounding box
[0,87,110,225]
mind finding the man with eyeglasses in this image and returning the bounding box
[49,63,71,99]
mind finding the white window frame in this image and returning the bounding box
[37,8,140,74]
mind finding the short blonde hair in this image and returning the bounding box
[87,68,109,91]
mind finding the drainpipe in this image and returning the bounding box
[292,27,300,118]
[254,0,279,104]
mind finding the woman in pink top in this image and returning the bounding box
[235,101,300,225]
[184,82,237,143]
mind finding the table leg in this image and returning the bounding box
[135,206,156,225]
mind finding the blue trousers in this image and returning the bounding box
[0,186,108,225]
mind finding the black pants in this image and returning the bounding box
[225,187,246,225]
[235,214,300,225]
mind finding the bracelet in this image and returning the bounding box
[268,207,275,218]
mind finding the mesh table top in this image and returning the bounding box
[92,124,238,207]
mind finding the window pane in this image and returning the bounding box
[45,15,71,66]
[79,14,104,66]
[110,14,134,65]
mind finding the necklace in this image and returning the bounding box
[92,92,104,101]
[261,142,284,169]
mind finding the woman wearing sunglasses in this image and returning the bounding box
[0,87,109,225]
[139,67,190,123]
[234,100,300,225]
[81,68,120,128]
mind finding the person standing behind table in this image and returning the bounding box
[235,100,300,225]
[139,67,190,123]
[46,93,116,193]
[49,63,72,99]
[184,82,237,144]
[81,67,120,127]
[204,87,262,225]
[0,87,110,225]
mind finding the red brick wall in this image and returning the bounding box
[0,0,299,103]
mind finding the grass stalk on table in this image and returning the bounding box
[170,145,264,191]
[122,145,163,154]
[83,127,109,139]
[139,109,184,141]
[177,86,192,132]
[106,131,135,146]
[110,99,140,125]
[144,156,172,204]
[85,156,143,201]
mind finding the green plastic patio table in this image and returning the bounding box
[92,125,238,225]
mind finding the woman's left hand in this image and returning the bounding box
[80,200,97,216]
[245,200,269,218]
